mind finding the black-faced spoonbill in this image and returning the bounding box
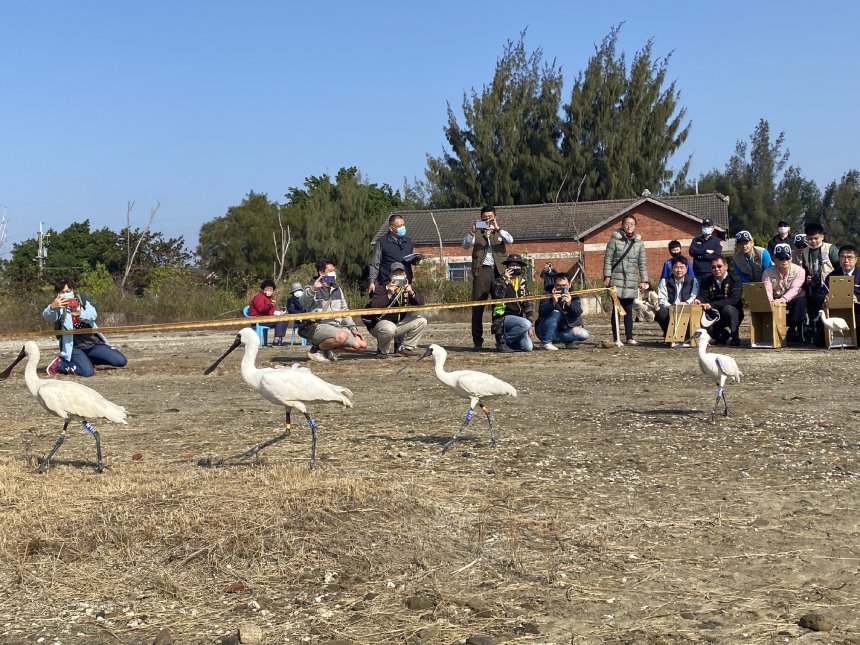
[693,312,743,423]
[0,341,128,473]
[814,310,851,348]
[398,343,517,451]
[204,328,353,468]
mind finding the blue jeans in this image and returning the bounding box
[503,315,533,351]
[536,310,590,344]
[59,344,127,377]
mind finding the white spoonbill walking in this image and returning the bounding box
[693,312,743,423]
[814,310,851,348]
[398,344,517,451]
[204,328,353,468]
[0,341,128,473]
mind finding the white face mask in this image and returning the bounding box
[702,227,713,236]
[778,226,790,235]
[264,289,274,297]
[292,290,302,298]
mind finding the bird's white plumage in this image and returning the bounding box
[235,328,353,412]
[815,310,850,333]
[694,328,743,387]
[18,341,128,424]
[425,344,517,407]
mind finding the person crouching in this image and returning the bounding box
[536,273,589,350]
[366,262,427,359]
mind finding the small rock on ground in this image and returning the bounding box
[798,612,834,632]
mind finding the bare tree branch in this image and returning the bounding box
[121,200,160,295]
[272,210,291,283]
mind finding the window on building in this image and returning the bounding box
[447,261,472,282]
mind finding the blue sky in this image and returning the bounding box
[1,1,858,259]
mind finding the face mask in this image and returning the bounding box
[60,292,76,301]
[670,250,682,258]
[264,289,274,297]
[395,225,406,238]
[778,226,790,235]
[702,227,713,236]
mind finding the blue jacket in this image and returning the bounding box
[42,297,103,361]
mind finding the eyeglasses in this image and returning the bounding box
[711,265,725,270]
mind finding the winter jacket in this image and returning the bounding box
[248,291,277,317]
[42,294,105,361]
[368,233,415,284]
[491,276,532,320]
[537,294,583,330]
[697,274,743,310]
[689,235,724,279]
[603,230,648,299]
[367,285,425,327]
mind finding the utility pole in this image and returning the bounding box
[35,222,49,276]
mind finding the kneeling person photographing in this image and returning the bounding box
[365,263,427,359]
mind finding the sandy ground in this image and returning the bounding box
[0,319,858,645]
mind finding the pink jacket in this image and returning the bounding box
[763,264,805,303]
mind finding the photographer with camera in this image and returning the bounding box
[463,205,514,351]
[490,253,534,353]
[42,277,127,377]
[539,262,557,291]
[535,273,589,350]
[365,262,427,359]
[299,258,367,363]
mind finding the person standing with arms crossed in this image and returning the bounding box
[462,206,513,351]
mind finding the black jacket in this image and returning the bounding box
[698,274,742,309]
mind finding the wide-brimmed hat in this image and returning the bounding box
[502,253,525,266]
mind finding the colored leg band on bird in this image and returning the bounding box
[83,422,96,435]
[464,409,474,423]
[716,387,724,398]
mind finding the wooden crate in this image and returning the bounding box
[664,303,702,346]
[743,283,787,348]
[823,276,858,348]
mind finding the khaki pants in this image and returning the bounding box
[369,314,427,354]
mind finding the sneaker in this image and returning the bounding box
[307,347,330,363]
[396,347,418,357]
[46,356,62,376]
[323,349,338,362]
[564,342,580,349]
[540,342,559,351]
[625,338,638,346]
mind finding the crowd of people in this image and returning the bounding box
[42,208,859,376]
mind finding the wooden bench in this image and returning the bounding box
[743,283,787,348]
[823,276,858,348]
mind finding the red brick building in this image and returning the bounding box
[378,192,730,284]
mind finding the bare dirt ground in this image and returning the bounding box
[0,318,858,645]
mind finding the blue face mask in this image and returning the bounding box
[395,225,406,238]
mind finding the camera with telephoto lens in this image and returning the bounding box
[391,276,408,288]
[474,219,490,230]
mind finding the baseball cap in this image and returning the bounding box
[735,230,753,242]
[777,220,790,228]
[389,262,406,273]
[793,234,807,247]
[773,243,792,260]
[701,218,714,227]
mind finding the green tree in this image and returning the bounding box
[821,170,860,245]
[424,32,564,207]
[197,192,282,291]
[561,27,690,201]
[692,119,790,234]
[285,167,402,278]
[775,165,822,231]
